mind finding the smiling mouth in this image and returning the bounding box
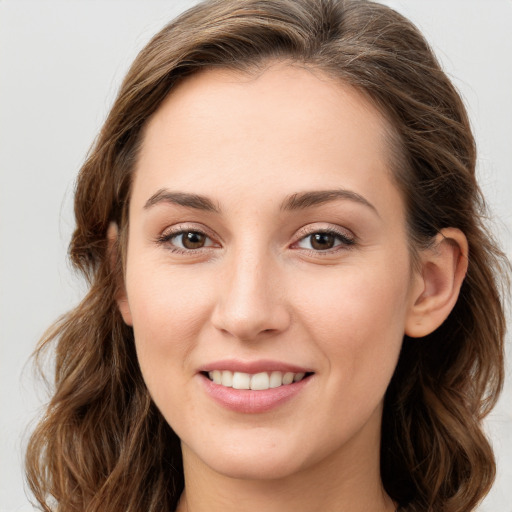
[202,370,313,391]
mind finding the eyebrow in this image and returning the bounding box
[143,187,378,216]
[144,189,221,213]
[280,189,379,216]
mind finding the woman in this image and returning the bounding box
[25,1,509,511]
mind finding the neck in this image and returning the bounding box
[175,414,396,512]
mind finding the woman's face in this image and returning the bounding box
[119,63,422,481]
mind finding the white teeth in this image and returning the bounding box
[269,371,283,388]
[250,372,270,390]
[282,372,294,385]
[221,370,233,387]
[232,372,250,389]
[206,370,308,390]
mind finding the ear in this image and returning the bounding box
[405,228,468,338]
[107,222,133,326]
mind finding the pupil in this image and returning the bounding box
[311,233,334,250]
[183,232,205,249]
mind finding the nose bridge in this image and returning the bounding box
[211,240,289,340]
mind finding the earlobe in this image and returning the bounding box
[107,222,133,326]
[405,228,468,338]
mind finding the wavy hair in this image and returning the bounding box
[26,1,509,511]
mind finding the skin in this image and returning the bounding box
[116,62,468,512]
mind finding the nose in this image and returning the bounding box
[211,248,291,341]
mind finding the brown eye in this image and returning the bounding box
[310,233,336,250]
[158,228,217,253]
[295,230,355,252]
[180,231,207,249]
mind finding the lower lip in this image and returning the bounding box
[199,374,312,414]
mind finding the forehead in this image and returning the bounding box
[144,62,391,154]
[132,62,402,220]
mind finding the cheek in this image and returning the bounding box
[124,258,214,379]
[294,258,411,380]
[124,264,216,429]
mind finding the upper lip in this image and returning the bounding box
[198,359,313,374]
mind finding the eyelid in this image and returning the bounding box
[294,223,356,242]
[156,223,221,251]
[291,224,356,252]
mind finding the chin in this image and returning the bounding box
[182,433,312,481]
[208,453,305,481]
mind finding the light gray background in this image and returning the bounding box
[1,1,511,510]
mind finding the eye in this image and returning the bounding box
[174,231,211,249]
[295,230,355,251]
[158,228,217,252]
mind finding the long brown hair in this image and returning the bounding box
[26,1,509,511]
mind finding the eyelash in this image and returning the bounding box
[156,225,356,255]
[156,225,217,255]
[292,227,356,254]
